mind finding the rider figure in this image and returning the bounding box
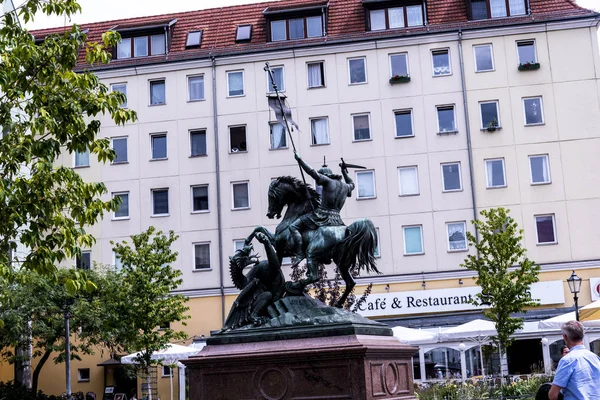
[289,152,355,262]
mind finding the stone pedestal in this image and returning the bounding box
[184,334,417,400]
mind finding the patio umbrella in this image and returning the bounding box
[580,300,600,322]
[121,344,202,400]
[392,326,439,344]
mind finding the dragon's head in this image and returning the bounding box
[229,243,260,270]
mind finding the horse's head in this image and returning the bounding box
[267,179,287,219]
[267,176,320,220]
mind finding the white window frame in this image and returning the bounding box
[356,170,376,200]
[73,149,90,168]
[473,44,495,72]
[352,113,372,142]
[534,214,558,245]
[111,82,128,108]
[374,228,381,258]
[270,20,287,42]
[162,365,172,377]
[187,74,205,102]
[76,250,92,270]
[522,96,545,126]
[189,129,207,157]
[431,48,452,77]
[484,158,507,189]
[269,122,288,150]
[229,125,248,153]
[231,181,250,210]
[233,239,245,253]
[266,65,285,93]
[436,105,457,134]
[150,132,168,160]
[516,39,538,64]
[151,188,170,217]
[112,252,123,271]
[389,52,409,78]
[306,61,325,89]
[394,109,414,138]
[347,56,368,85]
[310,117,330,146]
[446,221,468,252]
[402,225,424,256]
[226,70,245,98]
[441,162,463,192]
[111,136,128,164]
[192,242,211,271]
[190,184,209,214]
[479,100,500,130]
[398,166,420,196]
[149,79,166,106]
[528,154,552,185]
[112,191,130,220]
[78,368,90,382]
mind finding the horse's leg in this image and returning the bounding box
[335,265,356,308]
[300,248,319,285]
[245,226,275,246]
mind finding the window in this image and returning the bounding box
[310,117,329,145]
[186,31,202,47]
[394,110,413,138]
[267,66,285,93]
[74,149,89,167]
[188,75,205,101]
[270,123,287,150]
[269,16,323,41]
[403,225,423,255]
[535,214,556,244]
[194,243,211,269]
[227,71,244,97]
[236,25,252,42]
[307,62,325,88]
[441,162,462,192]
[390,53,409,78]
[76,251,91,270]
[348,57,367,84]
[117,38,131,59]
[234,240,245,252]
[151,133,167,160]
[152,189,169,216]
[111,83,127,108]
[229,126,247,153]
[485,158,506,188]
[151,34,165,55]
[117,34,165,59]
[437,105,456,133]
[134,36,148,57]
[111,137,128,164]
[398,166,419,196]
[447,222,467,251]
[191,185,209,212]
[352,114,371,141]
[374,228,381,257]
[469,0,527,19]
[113,253,123,271]
[162,366,172,377]
[190,130,207,157]
[368,5,424,30]
[112,192,129,219]
[432,49,451,76]
[480,101,499,129]
[232,182,250,209]
[356,171,376,199]
[474,44,494,72]
[517,40,537,64]
[78,368,90,382]
[529,155,551,184]
[149,80,166,105]
[523,97,544,125]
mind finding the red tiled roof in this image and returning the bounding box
[29,0,597,71]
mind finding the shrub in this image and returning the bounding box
[0,381,61,400]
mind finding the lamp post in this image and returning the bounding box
[567,270,582,321]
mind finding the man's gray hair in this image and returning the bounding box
[561,320,584,342]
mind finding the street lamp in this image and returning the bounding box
[567,270,582,321]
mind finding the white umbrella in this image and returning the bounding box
[392,326,438,344]
[538,311,600,330]
[121,344,202,400]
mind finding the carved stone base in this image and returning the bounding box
[183,334,417,400]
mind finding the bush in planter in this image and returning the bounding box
[389,74,411,84]
[0,381,61,400]
[486,118,499,132]
[518,62,540,71]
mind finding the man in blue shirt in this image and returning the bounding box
[549,320,600,400]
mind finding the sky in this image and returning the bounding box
[24,0,600,30]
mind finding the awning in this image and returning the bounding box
[538,310,600,330]
[580,300,600,322]
[392,326,438,344]
[439,319,497,341]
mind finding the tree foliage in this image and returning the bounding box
[0,0,137,283]
[462,208,540,353]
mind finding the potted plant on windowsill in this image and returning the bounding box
[518,61,540,71]
[389,74,411,84]
[486,118,499,132]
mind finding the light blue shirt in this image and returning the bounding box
[553,345,600,400]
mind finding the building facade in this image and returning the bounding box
[7,0,600,396]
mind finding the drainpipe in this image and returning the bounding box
[457,29,479,242]
[211,56,226,323]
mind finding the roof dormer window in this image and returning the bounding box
[117,34,165,59]
[467,0,527,20]
[186,31,203,47]
[236,25,252,42]
[363,1,425,31]
[263,2,327,42]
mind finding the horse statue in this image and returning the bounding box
[245,175,379,308]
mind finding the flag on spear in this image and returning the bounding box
[267,95,301,133]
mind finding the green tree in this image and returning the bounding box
[111,227,189,400]
[462,207,540,375]
[0,0,136,283]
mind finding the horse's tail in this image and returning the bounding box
[333,218,380,275]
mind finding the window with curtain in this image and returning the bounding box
[490,0,507,18]
[403,226,423,255]
[271,20,287,41]
[370,9,386,30]
[267,66,285,92]
[474,44,494,72]
[353,114,371,141]
[311,118,329,145]
[471,0,488,19]
[469,0,526,19]
[447,222,467,251]
[356,171,376,199]
[432,49,451,76]
[307,62,324,88]
[270,123,287,149]
[509,0,526,15]
[307,16,323,37]
[151,34,165,54]
[194,243,211,269]
[134,36,148,57]
[75,149,89,167]
[442,163,462,191]
[117,38,131,59]
[227,71,244,97]
[150,80,166,105]
[523,97,543,125]
[480,101,499,128]
[289,18,305,40]
[348,57,367,84]
[188,75,205,101]
[388,7,405,28]
[517,41,536,64]
[395,110,413,137]
[152,189,169,215]
[192,185,209,212]
[232,182,250,209]
[390,53,408,77]
[529,155,551,184]
[113,192,129,219]
[398,166,419,196]
[485,159,506,188]
[406,5,423,26]
[190,130,207,157]
[535,215,556,244]
[111,83,127,108]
